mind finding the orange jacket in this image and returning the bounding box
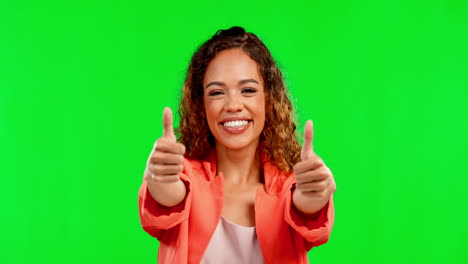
[138,150,334,263]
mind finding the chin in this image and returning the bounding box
[216,137,259,151]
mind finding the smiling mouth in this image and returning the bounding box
[220,120,252,127]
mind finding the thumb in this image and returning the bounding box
[301,120,314,160]
[162,107,176,141]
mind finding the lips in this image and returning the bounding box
[219,118,252,134]
[223,120,249,127]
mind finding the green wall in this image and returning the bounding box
[1,0,467,263]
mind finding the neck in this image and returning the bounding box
[216,141,262,185]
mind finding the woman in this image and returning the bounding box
[138,26,336,264]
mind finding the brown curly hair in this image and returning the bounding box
[176,26,301,172]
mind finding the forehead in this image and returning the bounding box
[203,48,263,85]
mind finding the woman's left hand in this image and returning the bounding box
[292,120,336,214]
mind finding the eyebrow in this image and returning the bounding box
[205,79,259,89]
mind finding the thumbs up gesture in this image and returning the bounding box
[144,107,186,184]
[292,120,336,214]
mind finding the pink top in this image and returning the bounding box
[201,216,265,264]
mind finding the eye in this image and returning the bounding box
[208,90,224,96]
[242,88,257,94]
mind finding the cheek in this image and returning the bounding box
[256,95,266,123]
[204,101,220,126]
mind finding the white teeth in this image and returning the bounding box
[223,120,249,127]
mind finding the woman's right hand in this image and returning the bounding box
[144,107,186,184]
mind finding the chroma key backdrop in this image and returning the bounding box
[1,0,467,263]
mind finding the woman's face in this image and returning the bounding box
[203,48,266,151]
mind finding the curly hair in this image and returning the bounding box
[176,26,301,172]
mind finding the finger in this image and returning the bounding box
[151,174,181,183]
[300,189,328,199]
[296,178,330,192]
[295,168,329,184]
[301,120,314,160]
[163,107,176,141]
[150,164,184,175]
[293,156,324,174]
[144,169,180,183]
[150,152,184,165]
[155,140,186,155]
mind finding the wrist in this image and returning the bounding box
[147,179,186,207]
[292,188,328,215]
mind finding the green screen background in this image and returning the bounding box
[1,0,467,263]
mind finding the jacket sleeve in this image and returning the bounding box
[283,177,335,251]
[138,172,192,242]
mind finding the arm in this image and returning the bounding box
[138,107,192,240]
[138,171,192,239]
[285,120,336,249]
[292,186,330,215]
[284,179,335,250]
[146,173,187,207]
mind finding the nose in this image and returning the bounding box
[224,93,243,113]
